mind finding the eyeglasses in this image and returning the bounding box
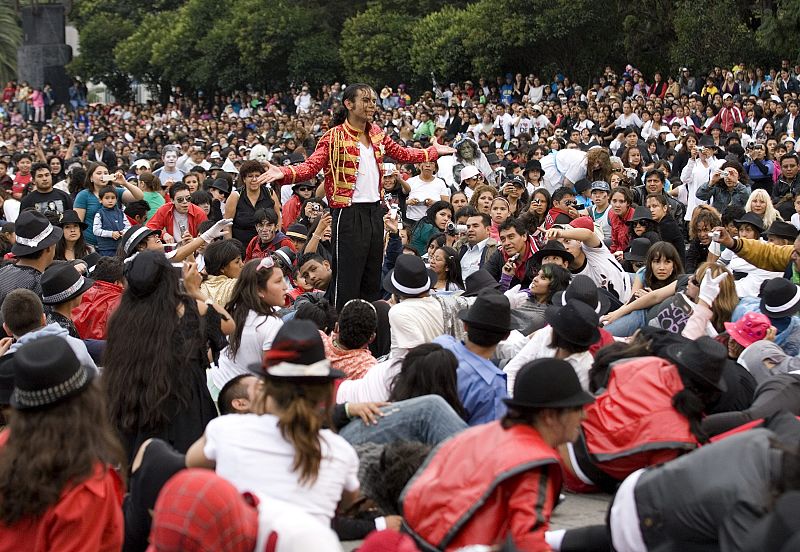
[174,196,191,204]
[257,257,275,271]
[297,186,314,192]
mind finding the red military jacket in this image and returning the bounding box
[401,422,560,551]
[582,357,698,480]
[278,120,439,208]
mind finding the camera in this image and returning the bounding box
[696,146,705,153]
[101,174,115,183]
[624,168,638,180]
[311,203,322,213]
[708,230,721,241]
[445,221,467,236]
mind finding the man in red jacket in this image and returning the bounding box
[72,257,124,340]
[401,359,594,551]
[146,182,207,243]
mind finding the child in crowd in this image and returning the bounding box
[93,185,131,256]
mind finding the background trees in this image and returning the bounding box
[67,0,800,99]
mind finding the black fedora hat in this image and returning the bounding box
[734,212,765,232]
[383,254,437,297]
[40,263,94,305]
[627,205,654,223]
[759,278,800,319]
[532,240,574,265]
[463,269,502,297]
[11,210,63,256]
[286,223,308,241]
[551,274,610,315]
[249,319,344,382]
[524,159,542,173]
[664,335,727,392]
[11,335,94,410]
[458,288,513,332]
[121,225,161,258]
[210,178,231,195]
[56,209,88,231]
[486,153,501,165]
[544,301,600,347]
[623,237,652,263]
[767,220,799,240]
[503,358,595,409]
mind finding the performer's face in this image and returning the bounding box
[346,89,378,123]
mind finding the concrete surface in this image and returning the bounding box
[341,491,611,550]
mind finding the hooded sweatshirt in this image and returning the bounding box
[5,323,98,374]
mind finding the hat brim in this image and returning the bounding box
[503,389,595,410]
[760,293,800,319]
[723,322,761,349]
[462,280,502,297]
[382,267,437,297]
[10,364,94,410]
[664,344,727,392]
[286,231,307,240]
[41,276,95,305]
[457,309,514,333]
[623,251,647,263]
[57,219,88,231]
[125,228,161,256]
[11,225,63,256]
[246,362,346,381]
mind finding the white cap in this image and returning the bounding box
[221,158,239,174]
[132,159,150,169]
[665,132,678,143]
[532,104,543,112]
[658,125,670,134]
[209,151,222,160]
[723,93,733,100]
[460,165,481,183]
[382,163,396,176]
[771,94,783,104]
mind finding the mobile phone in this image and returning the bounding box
[101,174,115,182]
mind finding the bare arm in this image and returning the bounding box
[185,434,215,469]
[601,280,678,325]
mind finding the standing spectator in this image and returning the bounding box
[225,160,281,251]
[19,162,73,215]
[695,164,751,213]
[87,132,117,171]
[406,161,450,223]
[74,163,144,247]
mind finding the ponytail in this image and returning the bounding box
[261,379,333,485]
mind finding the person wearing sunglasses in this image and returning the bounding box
[281,180,316,232]
[146,181,208,244]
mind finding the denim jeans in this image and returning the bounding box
[604,309,648,337]
[338,395,468,446]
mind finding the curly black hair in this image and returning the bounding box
[359,441,432,515]
[337,300,377,349]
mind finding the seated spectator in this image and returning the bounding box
[695,163,751,213]
[146,182,208,243]
[434,289,512,426]
[320,298,378,380]
[402,358,594,551]
[244,208,294,261]
[72,256,125,340]
[511,261,571,334]
[485,217,540,290]
[281,181,315,231]
[41,262,94,339]
[408,201,454,256]
[0,336,124,550]
[731,277,800,356]
[0,211,62,305]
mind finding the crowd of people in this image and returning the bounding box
[2,59,800,551]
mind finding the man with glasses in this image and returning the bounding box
[245,208,295,261]
[146,182,208,243]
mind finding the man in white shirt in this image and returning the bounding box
[458,213,497,279]
[530,105,552,134]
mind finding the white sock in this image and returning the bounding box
[545,529,566,551]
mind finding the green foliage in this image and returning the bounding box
[340,4,414,86]
[409,6,473,84]
[757,0,800,63]
[0,1,21,84]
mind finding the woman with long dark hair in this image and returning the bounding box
[408,200,454,255]
[209,257,286,394]
[429,245,463,292]
[0,336,126,549]
[54,209,94,261]
[388,343,467,420]
[102,251,223,463]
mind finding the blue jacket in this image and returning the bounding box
[733,296,800,356]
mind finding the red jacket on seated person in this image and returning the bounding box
[72,280,123,340]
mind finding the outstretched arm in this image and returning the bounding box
[382,134,455,164]
[257,132,331,186]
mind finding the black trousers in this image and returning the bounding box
[328,202,384,311]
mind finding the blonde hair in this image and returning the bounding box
[745,189,782,227]
[694,262,737,333]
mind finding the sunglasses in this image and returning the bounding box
[174,196,191,204]
[296,186,314,192]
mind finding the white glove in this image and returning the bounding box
[504,284,528,309]
[201,218,233,243]
[698,267,729,306]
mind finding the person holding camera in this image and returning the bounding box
[744,142,776,195]
[485,218,540,290]
[406,160,450,223]
[695,162,752,214]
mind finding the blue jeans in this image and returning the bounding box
[604,309,648,337]
[338,395,467,446]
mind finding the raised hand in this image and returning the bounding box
[431,135,457,156]
[255,161,285,185]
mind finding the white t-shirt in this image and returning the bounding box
[336,357,402,404]
[540,149,587,193]
[574,242,632,303]
[211,311,283,388]
[352,142,380,203]
[389,296,444,358]
[406,175,449,221]
[204,413,359,525]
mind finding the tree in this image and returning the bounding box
[0,1,21,84]
[757,0,800,63]
[340,5,415,85]
[409,6,474,85]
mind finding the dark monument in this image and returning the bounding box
[17,3,72,105]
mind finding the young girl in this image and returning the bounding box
[609,187,635,259]
[137,171,165,221]
[512,263,571,334]
[489,196,511,240]
[187,320,360,525]
[429,245,464,292]
[630,241,684,300]
[625,205,659,242]
[210,257,287,395]
[55,209,94,261]
[685,205,722,273]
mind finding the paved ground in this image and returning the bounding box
[342,492,611,550]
